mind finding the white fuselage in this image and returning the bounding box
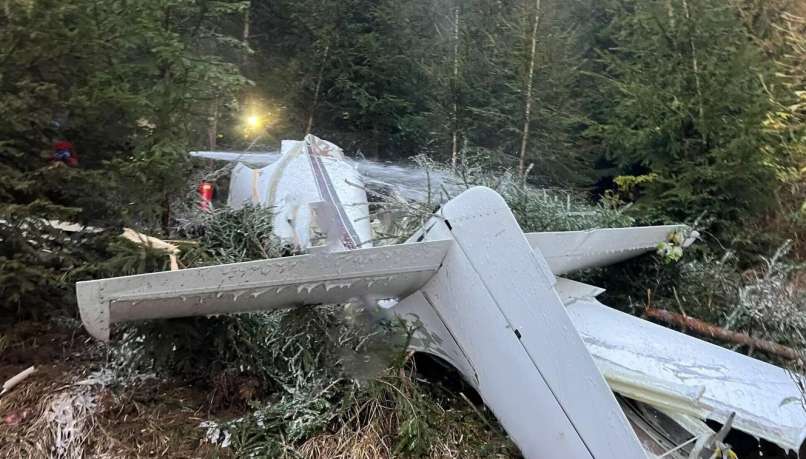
[225,135,371,250]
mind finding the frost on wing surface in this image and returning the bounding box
[568,300,806,453]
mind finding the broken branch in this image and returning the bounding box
[121,227,180,271]
[644,307,801,362]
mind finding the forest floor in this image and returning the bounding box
[0,317,519,459]
[0,318,242,458]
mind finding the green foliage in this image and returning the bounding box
[501,183,633,232]
[121,205,409,385]
[246,0,433,152]
[752,5,806,249]
[0,0,247,319]
[191,205,294,264]
[585,0,779,236]
[247,0,595,178]
[193,307,413,452]
[115,205,290,378]
[121,305,386,385]
[0,218,172,320]
[450,0,595,183]
[201,342,517,458]
[433,155,635,232]
[1,0,247,224]
[676,243,806,348]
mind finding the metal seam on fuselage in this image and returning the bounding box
[305,140,361,249]
[443,208,597,458]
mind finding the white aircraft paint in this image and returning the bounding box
[409,186,648,458]
[77,187,648,458]
[77,137,806,457]
[221,135,371,249]
[569,299,806,454]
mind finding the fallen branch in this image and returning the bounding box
[7,219,183,271]
[644,307,801,362]
[121,227,180,271]
[0,365,37,398]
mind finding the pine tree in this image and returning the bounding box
[0,0,247,319]
[585,0,779,235]
[249,0,436,156]
[454,0,592,183]
[733,0,806,249]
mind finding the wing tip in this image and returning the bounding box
[76,280,111,342]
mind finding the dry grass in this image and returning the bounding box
[0,363,241,458]
[1,370,71,457]
[90,380,232,458]
[217,360,519,459]
[0,320,246,459]
[295,396,398,459]
[296,397,514,459]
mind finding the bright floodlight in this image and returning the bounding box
[246,114,261,128]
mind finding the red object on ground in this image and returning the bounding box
[198,181,214,211]
[3,409,30,427]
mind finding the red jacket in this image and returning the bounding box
[52,140,78,167]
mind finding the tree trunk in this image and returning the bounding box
[161,192,171,235]
[666,0,675,29]
[240,1,252,116]
[306,45,329,135]
[451,7,461,168]
[644,307,801,361]
[681,0,705,142]
[518,0,541,176]
[241,1,251,68]
[207,98,219,151]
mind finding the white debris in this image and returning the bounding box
[200,420,233,448]
[32,386,98,459]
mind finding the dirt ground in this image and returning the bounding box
[0,319,241,458]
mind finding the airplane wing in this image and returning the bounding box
[190,150,280,166]
[527,224,806,454]
[568,298,806,454]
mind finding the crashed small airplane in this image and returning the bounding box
[77,135,806,458]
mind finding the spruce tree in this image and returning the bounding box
[585,0,779,235]
[0,0,247,320]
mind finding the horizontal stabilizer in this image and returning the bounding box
[526,225,691,275]
[76,240,451,341]
[190,150,280,165]
[554,277,605,305]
